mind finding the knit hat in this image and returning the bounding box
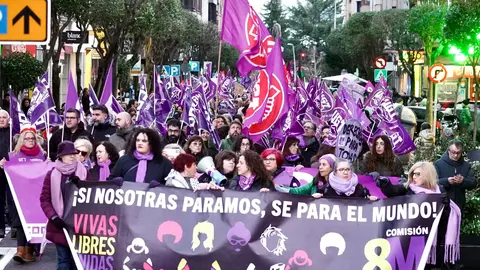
[319,154,336,169]
[20,124,36,134]
[57,141,78,158]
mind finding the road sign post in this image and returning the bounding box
[0,0,50,44]
[374,56,387,69]
[374,69,387,82]
[428,63,447,84]
[189,61,200,72]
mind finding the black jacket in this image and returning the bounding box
[323,184,371,199]
[89,162,117,181]
[434,152,477,209]
[301,136,320,167]
[49,123,92,160]
[229,175,274,191]
[108,154,173,184]
[0,127,10,160]
[88,122,116,145]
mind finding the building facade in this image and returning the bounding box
[182,0,219,24]
[343,0,409,22]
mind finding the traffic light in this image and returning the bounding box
[300,52,306,61]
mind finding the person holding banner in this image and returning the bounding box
[359,135,404,177]
[324,159,377,200]
[261,148,285,178]
[377,162,460,268]
[109,128,172,184]
[282,137,304,169]
[198,150,237,184]
[40,141,88,270]
[9,125,46,264]
[90,141,119,181]
[289,154,336,198]
[230,150,273,192]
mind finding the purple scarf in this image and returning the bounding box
[285,154,300,162]
[133,151,154,183]
[409,184,461,264]
[238,174,256,191]
[51,160,87,218]
[97,160,112,181]
[328,172,358,196]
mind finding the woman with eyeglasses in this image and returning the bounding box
[230,150,273,192]
[289,154,336,198]
[261,148,285,178]
[184,135,208,164]
[74,138,93,169]
[109,128,173,184]
[198,150,237,184]
[359,135,404,178]
[282,137,304,169]
[5,126,45,264]
[232,136,253,155]
[90,141,119,181]
[323,158,377,200]
[376,162,460,269]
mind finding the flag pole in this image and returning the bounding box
[215,0,224,118]
[9,118,12,153]
[46,113,50,159]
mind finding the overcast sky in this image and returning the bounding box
[250,0,299,15]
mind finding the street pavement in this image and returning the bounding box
[0,229,57,269]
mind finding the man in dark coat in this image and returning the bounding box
[88,105,116,144]
[49,108,92,160]
[109,112,135,153]
[161,119,186,148]
[0,110,14,237]
[434,140,477,210]
[301,121,320,167]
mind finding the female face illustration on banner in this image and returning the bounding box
[191,221,215,252]
[227,222,251,252]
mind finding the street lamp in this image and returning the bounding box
[287,43,296,84]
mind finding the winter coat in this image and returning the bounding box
[323,183,371,199]
[459,105,472,126]
[359,152,404,177]
[301,137,320,167]
[229,175,274,191]
[414,129,435,154]
[0,127,11,160]
[108,154,172,184]
[89,161,117,181]
[40,170,81,246]
[434,152,477,209]
[204,139,219,158]
[289,181,319,196]
[220,137,234,151]
[9,149,46,228]
[88,121,116,145]
[283,156,305,167]
[109,125,136,152]
[165,170,199,190]
[49,123,93,160]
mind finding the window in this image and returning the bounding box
[356,1,361,12]
[208,3,217,23]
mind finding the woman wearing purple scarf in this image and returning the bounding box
[109,128,172,184]
[7,126,45,264]
[377,161,461,269]
[229,150,273,192]
[323,158,377,200]
[282,137,304,170]
[90,141,119,181]
[40,141,88,269]
[289,154,336,198]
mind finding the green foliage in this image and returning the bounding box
[322,27,355,76]
[1,53,44,92]
[262,0,287,37]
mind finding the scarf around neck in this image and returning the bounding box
[133,151,154,183]
[239,174,256,191]
[21,144,41,156]
[285,154,300,162]
[408,183,461,264]
[328,172,358,196]
[51,160,87,218]
[97,160,112,181]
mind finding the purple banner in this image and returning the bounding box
[4,161,53,243]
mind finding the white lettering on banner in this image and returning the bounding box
[372,202,438,222]
[390,132,403,149]
[381,103,396,122]
[28,223,46,238]
[385,227,429,237]
[295,202,342,220]
[330,110,343,128]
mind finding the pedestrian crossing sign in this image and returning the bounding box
[374,69,387,82]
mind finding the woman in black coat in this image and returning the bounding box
[109,128,172,184]
[90,141,119,181]
[229,150,273,192]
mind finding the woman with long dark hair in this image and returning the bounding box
[359,135,403,177]
[109,128,172,184]
[232,136,253,155]
[230,150,273,192]
[90,141,119,181]
[198,150,237,184]
[184,135,208,163]
[282,137,304,168]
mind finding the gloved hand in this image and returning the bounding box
[208,170,227,187]
[51,216,66,229]
[69,176,80,187]
[148,180,161,188]
[368,172,380,182]
[111,177,124,187]
[376,176,390,188]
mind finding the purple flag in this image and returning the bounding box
[100,62,124,115]
[247,38,289,143]
[154,70,172,134]
[317,81,335,119]
[365,81,374,94]
[221,0,275,76]
[28,72,55,124]
[5,161,54,243]
[65,72,87,125]
[340,78,366,105]
[89,84,99,106]
[137,74,149,111]
[135,96,155,128]
[9,89,30,135]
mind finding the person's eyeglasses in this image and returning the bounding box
[336,168,351,172]
[448,149,462,155]
[304,126,314,130]
[77,150,88,157]
[24,137,35,141]
[263,158,276,163]
[412,172,421,177]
